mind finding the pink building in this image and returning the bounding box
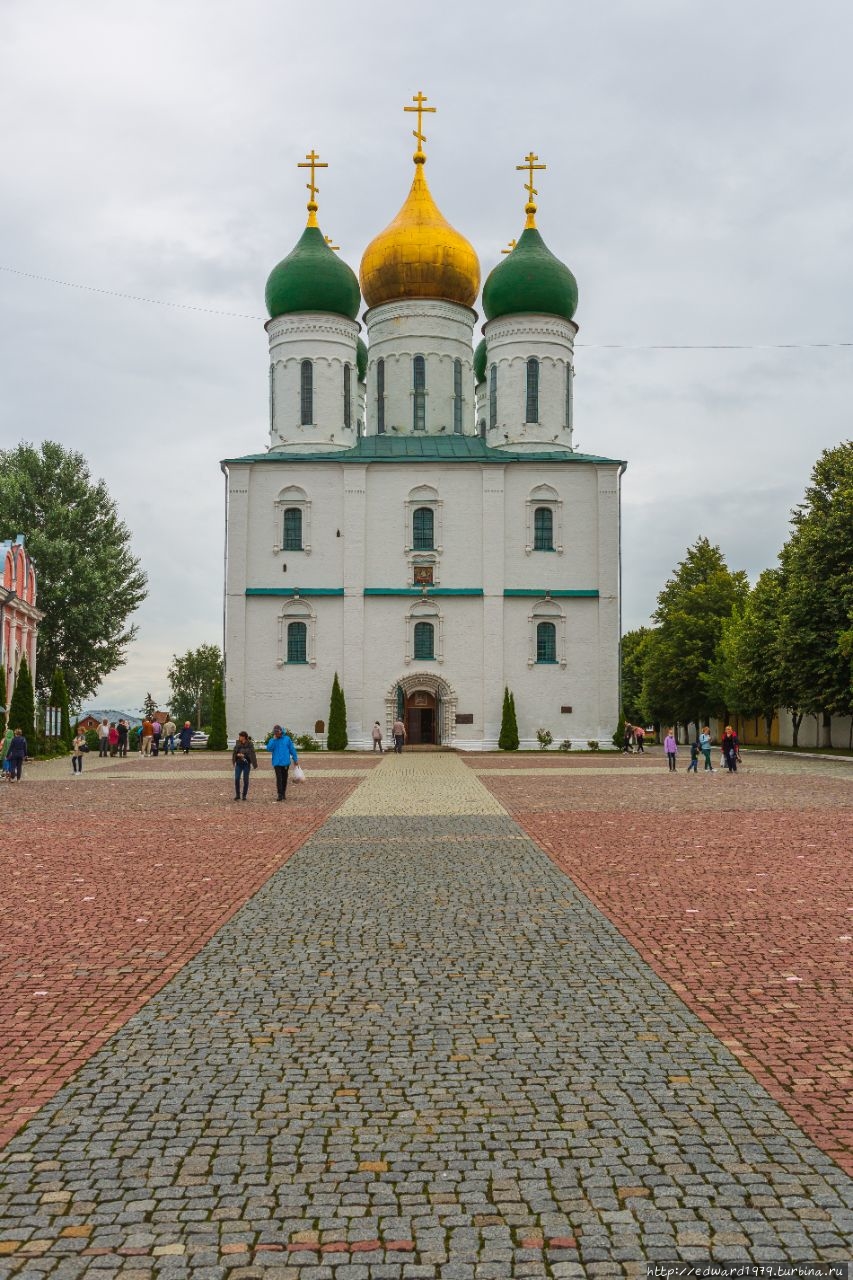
[1,536,44,705]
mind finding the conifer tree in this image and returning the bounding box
[8,655,36,741]
[327,672,348,751]
[498,686,519,750]
[206,680,227,750]
[49,668,72,745]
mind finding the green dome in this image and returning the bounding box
[265,225,360,321]
[356,337,368,382]
[473,338,487,385]
[482,226,578,323]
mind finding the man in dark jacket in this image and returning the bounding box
[178,722,194,754]
[6,728,28,782]
[231,732,258,801]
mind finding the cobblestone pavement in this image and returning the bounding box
[467,751,853,1176]
[1,754,852,1276]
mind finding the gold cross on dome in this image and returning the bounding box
[517,151,546,225]
[501,238,517,255]
[298,149,328,225]
[324,235,340,251]
[404,91,436,161]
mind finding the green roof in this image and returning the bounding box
[482,225,578,323]
[223,435,625,467]
[265,224,360,321]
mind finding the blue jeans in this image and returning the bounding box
[234,759,251,798]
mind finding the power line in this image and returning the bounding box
[2,263,853,351]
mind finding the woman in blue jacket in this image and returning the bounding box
[265,725,298,801]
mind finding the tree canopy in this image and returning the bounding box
[167,644,223,728]
[0,442,147,704]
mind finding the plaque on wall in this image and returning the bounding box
[413,564,434,585]
[560,706,573,714]
[456,713,474,724]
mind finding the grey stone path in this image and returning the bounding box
[1,811,852,1278]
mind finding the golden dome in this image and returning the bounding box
[359,160,480,309]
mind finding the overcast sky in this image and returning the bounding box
[2,0,852,710]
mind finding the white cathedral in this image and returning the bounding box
[222,99,625,750]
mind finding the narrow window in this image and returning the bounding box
[300,360,313,425]
[413,355,426,431]
[489,365,497,429]
[536,621,557,664]
[412,506,434,550]
[377,358,386,434]
[533,507,554,551]
[343,363,352,429]
[526,358,539,423]
[287,621,307,663]
[413,621,435,660]
[566,363,573,430]
[453,358,463,433]
[283,507,303,551]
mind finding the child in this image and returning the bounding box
[687,739,700,774]
[663,728,678,772]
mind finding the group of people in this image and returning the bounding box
[371,719,407,753]
[96,718,131,757]
[621,723,646,753]
[138,717,194,757]
[0,726,27,781]
[664,725,741,773]
[231,725,301,801]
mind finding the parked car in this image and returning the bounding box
[188,732,208,749]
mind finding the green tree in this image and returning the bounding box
[167,644,223,729]
[8,655,36,741]
[0,665,6,736]
[708,570,788,744]
[498,686,519,750]
[141,692,158,719]
[776,441,853,742]
[620,627,651,725]
[206,680,227,750]
[48,667,72,745]
[327,673,348,751]
[642,538,748,728]
[0,442,148,704]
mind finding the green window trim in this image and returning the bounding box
[412,505,434,550]
[282,507,303,551]
[413,620,435,660]
[536,621,557,664]
[287,620,308,664]
[533,506,554,551]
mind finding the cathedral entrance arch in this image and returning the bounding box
[386,673,458,748]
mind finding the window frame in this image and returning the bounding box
[277,597,317,667]
[413,620,435,660]
[525,357,540,424]
[412,506,435,551]
[343,362,352,430]
[300,359,313,426]
[273,485,312,555]
[527,599,567,669]
[489,364,497,430]
[453,358,463,434]
[282,506,303,551]
[376,357,386,434]
[286,620,308,664]
[533,506,554,552]
[524,485,563,556]
[404,486,443,555]
[412,354,426,432]
[536,620,557,664]
[405,599,443,665]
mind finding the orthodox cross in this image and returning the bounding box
[404,91,436,161]
[517,151,546,225]
[501,238,517,255]
[298,149,328,224]
[324,235,340,251]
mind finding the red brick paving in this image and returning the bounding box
[0,758,377,1150]
[471,756,853,1175]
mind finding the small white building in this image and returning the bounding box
[222,120,626,750]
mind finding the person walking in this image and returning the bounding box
[116,719,129,758]
[634,725,645,753]
[664,728,678,772]
[687,738,700,774]
[141,716,153,756]
[371,721,384,753]
[231,732,258,801]
[98,717,110,757]
[71,729,87,775]
[392,716,405,753]
[163,718,177,756]
[265,725,298,801]
[178,722,194,754]
[6,728,28,781]
[622,723,634,754]
[699,725,714,772]
[722,725,739,773]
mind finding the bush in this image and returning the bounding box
[588,739,600,751]
[498,687,519,751]
[85,728,99,752]
[536,728,553,751]
[559,739,572,752]
[129,726,141,752]
[295,733,322,752]
[613,715,626,749]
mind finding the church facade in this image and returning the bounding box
[222,102,625,750]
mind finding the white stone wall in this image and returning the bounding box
[483,312,577,450]
[267,312,361,451]
[224,456,622,750]
[363,299,477,436]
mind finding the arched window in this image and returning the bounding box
[489,365,497,429]
[413,621,435,660]
[533,507,554,551]
[566,363,573,430]
[412,506,434,550]
[283,507,303,550]
[526,358,539,423]
[287,621,308,664]
[536,621,557,664]
[300,360,313,425]
[377,358,386,434]
[413,355,426,431]
[453,358,463,434]
[343,363,352,429]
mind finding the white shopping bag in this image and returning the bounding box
[292,764,306,783]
